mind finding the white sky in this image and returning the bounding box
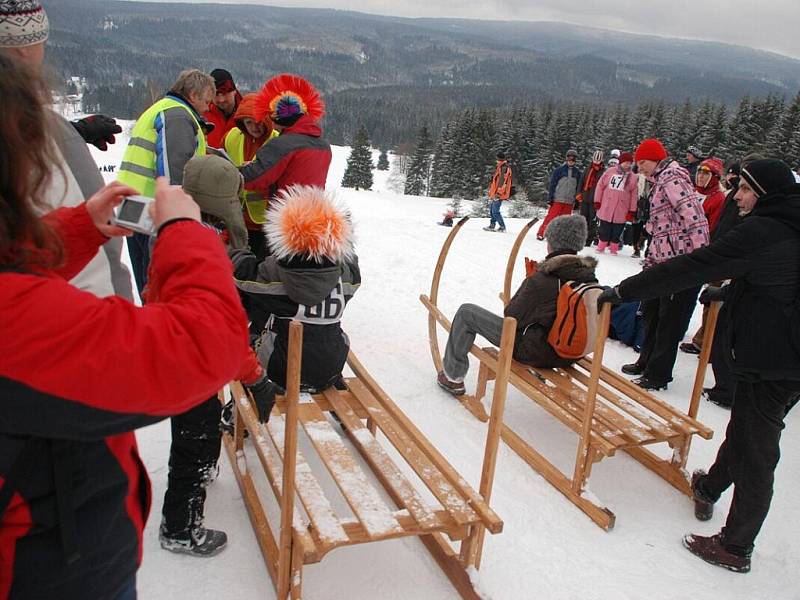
[136,0,800,59]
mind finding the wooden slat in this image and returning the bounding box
[274,389,370,419]
[506,358,628,451]
[346,354,503,534]
[345,377,479,528]
[266,414,350,546]
[534,366,667,444]
[298,402,404,539]
[577,358,713,439]
[322,388,441,530]
[560,365,677,440]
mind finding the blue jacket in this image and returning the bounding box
[548,164,582,203]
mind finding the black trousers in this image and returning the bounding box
[699,379,800,554]
[708,304,735,403]
[579,199,597,245]
[598,220,626,244]
[161,396,222,534]
[636,286,701,383]
[127,233,151,297]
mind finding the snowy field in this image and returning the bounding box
[87,127,798,600]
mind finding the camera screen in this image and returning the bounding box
[118,198,145,222]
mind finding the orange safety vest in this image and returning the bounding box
[489,160,513,200]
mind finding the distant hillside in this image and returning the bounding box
[44,0,800,146]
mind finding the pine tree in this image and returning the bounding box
[341,125,374,190]
[727,96,758,160]
[376,149,390,171]
[404,126,434,196]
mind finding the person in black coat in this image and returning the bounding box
[598,159,800,573]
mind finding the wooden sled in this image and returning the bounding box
[222,321,504,599]
[420,217,715,530]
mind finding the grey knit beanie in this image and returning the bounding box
[545,214,587,253]
[0,1,48,48]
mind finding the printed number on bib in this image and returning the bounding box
[295,281,345,324]
[609,175,626,191]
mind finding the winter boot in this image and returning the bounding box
[159,520,228,558]
[632,248,641,258]
[632,376,668,391]
[595,240,608,254]
[497,227,506,233]
[702,387,733,409]
[680,342,702,355]
[609,242,619,255]
[691,470,715,521]
[621,362,644,376]
[483,225,496,232]
[682,533,751,573]
[437,371,466,396]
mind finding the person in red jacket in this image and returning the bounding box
[0,55,250,600]
[695,157,726,234]
[240,73,332,196]
[203,68,243,148]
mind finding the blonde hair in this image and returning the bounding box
[169,69,215,99]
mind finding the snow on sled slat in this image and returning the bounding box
[577,358,713,439]
[322,387,443,532]
[347,352,504,534]
[297,402,404,539]
[266,413,350,547]
[344,377,477,528]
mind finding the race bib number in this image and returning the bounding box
[609,175,626,191]
[294,280,345,324]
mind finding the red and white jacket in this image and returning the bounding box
[0,206,249,599]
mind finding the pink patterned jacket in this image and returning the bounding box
[643,159,709,269]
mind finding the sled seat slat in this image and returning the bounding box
[297,402,404,539]
[322,387,443,532]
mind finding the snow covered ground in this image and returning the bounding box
[87,134,798,600]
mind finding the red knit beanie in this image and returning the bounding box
[618,151,634,164]
[634,139,668,162]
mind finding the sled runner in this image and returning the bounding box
[421,217,714,530]
[222,321,504,599]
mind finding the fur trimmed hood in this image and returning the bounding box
[538,253,598,280]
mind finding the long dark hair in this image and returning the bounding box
[0,53,63,268]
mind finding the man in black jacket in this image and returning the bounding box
[599,159,800,573]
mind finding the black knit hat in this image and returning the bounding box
[210,68,236,93]
[740,159,795,197]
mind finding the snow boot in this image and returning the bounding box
[437,371,465,396]
[483,226,496,232]
[621,362,644,376]
[497,227,506,233]
[632,376,668,391]
[702,387,733,409]
[159,521,228,557]
[609,242,619,255]
[632,249,641,258]
[595,240,608,254]
[680,342,702,355]
[682,533,751,573]
[691,470,714,521]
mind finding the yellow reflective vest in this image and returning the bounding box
[223,127,278,225]
[118,96,207,197]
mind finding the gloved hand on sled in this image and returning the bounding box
[596,286,623,313]
[244,376,283,423]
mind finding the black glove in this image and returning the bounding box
[699,285,728,305]
[72,115,123,151]
[244,376,282,423]
[596,286,623,313]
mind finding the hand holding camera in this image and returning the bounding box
[111,177,201,235]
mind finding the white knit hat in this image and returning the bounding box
[0,0,49,48]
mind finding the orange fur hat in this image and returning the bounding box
[264,185,354,263]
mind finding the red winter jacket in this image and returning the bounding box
[0,206,249,599]
[203,91,243,148]
[241,115,332,197]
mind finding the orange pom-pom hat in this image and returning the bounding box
[264,185,354,264]
[253,73,325,127]
[233,93,272,130]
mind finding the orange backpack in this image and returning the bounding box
[547,280,605,360]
